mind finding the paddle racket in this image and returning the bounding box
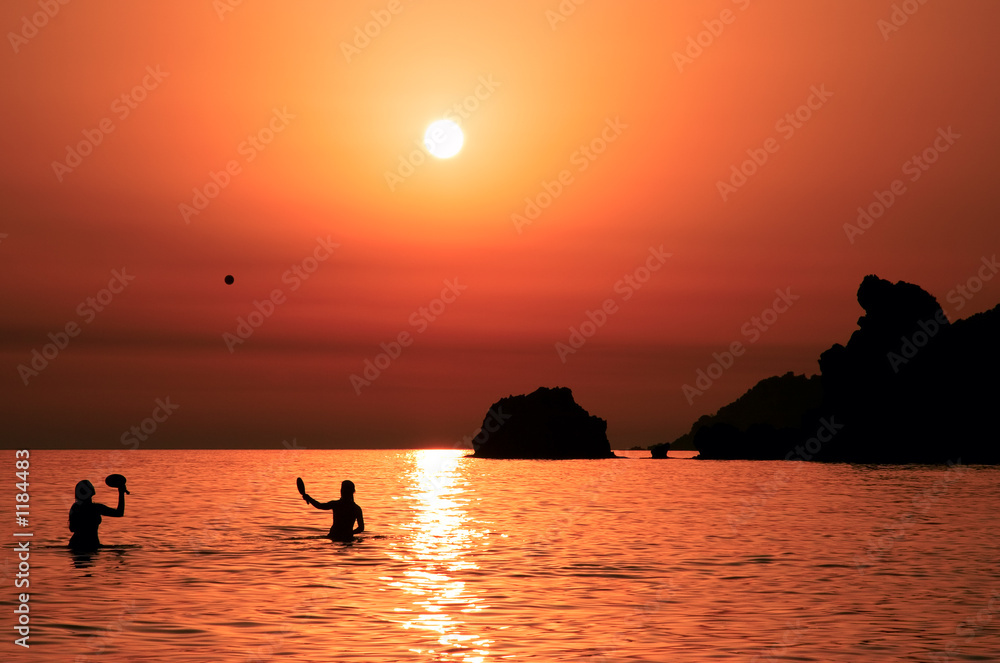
[105,474,130,495]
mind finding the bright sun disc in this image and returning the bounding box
[424,119,463,159]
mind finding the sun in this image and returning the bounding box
[424,119,463,159]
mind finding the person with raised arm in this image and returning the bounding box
[68,479,125,551]
[300,478,364,541]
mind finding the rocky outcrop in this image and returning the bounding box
[470,387,615,459]
[692,275,1000,463]
[816,275,998,463]
[650,442,670,459]
[676,372,823,459]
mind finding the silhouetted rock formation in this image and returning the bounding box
[672,373,823,459]
[471,387,614,459]
[650,442,670,458]
[817,275,999,463]
[692,275,1000,463]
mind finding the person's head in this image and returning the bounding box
[75,480,95,503]
[341,480,356,499]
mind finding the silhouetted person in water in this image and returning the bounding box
[303,480,364,541]
[68,479,125,551]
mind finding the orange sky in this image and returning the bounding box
[2,0,999,448]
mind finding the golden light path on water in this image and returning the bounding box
[385,450,493,662]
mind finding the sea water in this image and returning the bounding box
[4,449,999,662]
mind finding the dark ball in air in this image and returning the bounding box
[224,275,234,285]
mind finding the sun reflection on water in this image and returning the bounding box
[387,450,492,662]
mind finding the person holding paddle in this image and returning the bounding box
[298,478,364,541]
[68,476,127,551]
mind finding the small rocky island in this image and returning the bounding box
[650,442,670,459]
[470,386,615,459]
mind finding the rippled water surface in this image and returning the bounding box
[5,449,1000,662]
